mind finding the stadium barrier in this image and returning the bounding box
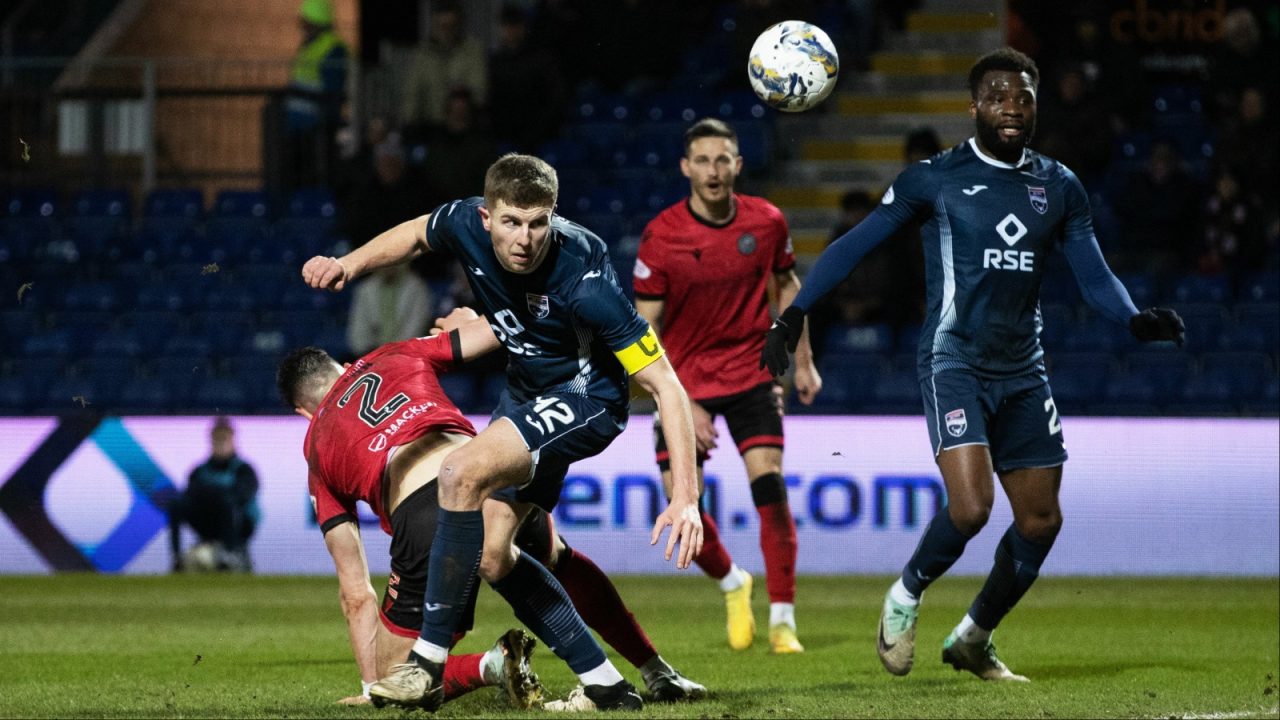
[0,415,1276,576]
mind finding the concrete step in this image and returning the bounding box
[777,159,904,186]
[870,52,977,76]
[920,0,1005,12]
[836,91,971,116]
[846,71,968,94]
[906,11,1000,33]
[883,29,1001,53]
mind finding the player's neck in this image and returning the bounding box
[688,194,736,226]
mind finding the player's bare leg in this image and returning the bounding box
[661,466,754,651]
[943,465,1062,682]
[743,446,802,654]
[879,445,993,675]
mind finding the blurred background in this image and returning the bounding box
[0,0,1276,418]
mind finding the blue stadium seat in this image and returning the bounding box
[45,374,119,409]
[733,120,773,167]
[203,285,257,313]
[1120,352,1193,399]
[60,281,127,313]
[122,311,184,352]
[437,372,477,412]
[116,376,179,414]
[0,375,35,413]
[572,213,627,244]
[1173,302,1230,353]
[144,188,203,218]
[824,323,893,354]
[1037,303,1075,351]
[192,376,249,412]
[1115,271,1159,308]
[1239,271,1279,303]
[640,90,713,124]
[160,334,214,358]
[1,309,41,347]
[867,367,921,412]
[715,90,768,120]
[538,138,592,169]
[1047,352,1114,409]
[5,187,58,218]
[1062,316,1133,354]
[70,188,131,219]
[135,282,194,313]
[278,284,335,312]
[214,190,271,219]
[479,372,507,409]
[1234,303,1280,354]
[91,330,145,358]
[82,357,138,385]
[811,353,882,411]
[1200,352,1272,399]
[198,311,254,356]
[285,187,336,219]
[1171,273,1231,304]
[21,330,74,357]
[567,122,630,161]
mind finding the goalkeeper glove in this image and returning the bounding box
[1129,307,1185,346]
[761,305,806,376]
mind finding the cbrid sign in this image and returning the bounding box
[1109,0,1227,44]
[0,415,1277,576]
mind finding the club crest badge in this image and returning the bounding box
[526,293,550,319]
[945,408,968,437]
[737,233,757,255]
[1027,186,1048,215]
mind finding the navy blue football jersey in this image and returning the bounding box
[877,139,1098,378]
[425,197,650,409]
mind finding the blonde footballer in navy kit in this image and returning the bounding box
[762,48,1184,682]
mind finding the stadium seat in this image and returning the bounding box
[21,330,74,358]
[824,323,894,355]
[115,376,179,414]
[1047,352,1114,409]
[1061,316,1134,354]
[1171,273,1231,304]
[812,353,882,410]
[538,138,592,170]
[0,309,42,347]
[478,372,507,409]
[144,188,203,219]
[214,190,270,219]
[1234,304,1280,354]
[192,376,249,412]
[1239,271,1280,303]
[198,311,255,356]
[1200,352,1273,399]
[733,120,773,167]
[0,375,34,413]
[45,374,120,409]
[715,90,768,120]
[1115,271,1159,308]
[202,285,257,313]
[870,367,922,409]
[90,331,145,359]
[1124,351,1193,397]
[437,372,478,412]
[82,357,138,386]
[160,334,214,358]
[1037,303,1076,351]
[59,281,126,313]
[1172,302,1230,353]
[285,187,336,219]
[641,90,713,124]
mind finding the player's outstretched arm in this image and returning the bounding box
[323,521,380,703]
[633,355,704,569]
[302,214,430,291]
[773,269,822,404]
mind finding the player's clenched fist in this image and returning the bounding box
[302,255,350,291]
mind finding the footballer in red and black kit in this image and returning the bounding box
[632,118,821,655]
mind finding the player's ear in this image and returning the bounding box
[733,154,744,174]
[477,205,492,232]
[294,407,313,421]
[968,99,977,120]
[342,362,351,369]
[679,156,692,179]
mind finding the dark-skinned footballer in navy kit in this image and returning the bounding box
[761,48,1184,683]
[303,153,703,712]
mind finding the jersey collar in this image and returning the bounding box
[967,137,1031,170]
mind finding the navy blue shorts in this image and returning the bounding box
[491,391,625,512]
[920,370,1067,474]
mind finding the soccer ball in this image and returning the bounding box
[747,21,840,112]
[182,541,225,572]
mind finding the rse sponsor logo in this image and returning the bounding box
[983,248,1035,271]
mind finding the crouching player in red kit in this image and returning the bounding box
[277,313,705,708]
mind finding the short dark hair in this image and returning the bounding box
[277,346,336,409]
[968,47,1040,98]
[683,118,737,155]
[484,153,558,209]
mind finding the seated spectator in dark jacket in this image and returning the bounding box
[488,4,567,149]
[169,417,259,572]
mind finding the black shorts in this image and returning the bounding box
[654,381,784,470]
[380,484,558,638]
[381,483,478,639]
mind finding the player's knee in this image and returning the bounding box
[478,543,518,583]
[948,503,991,536]
[750,472,787,507]
[437,452,490,503]
[1016,508,1062,544]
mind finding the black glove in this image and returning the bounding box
[761,305,806,376]
[1129,307,1185,346]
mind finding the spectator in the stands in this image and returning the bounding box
[904,127,941,164]
[1116,140,1201,274]
[1209,8,1279,119]
[422,89,497,208]
[400,0,487,137]
[1197,165,1268,281]
[488,3,567,150]
[346,264,432,357]
[1036,64,1112,187]
[1217,87,1279,204]
[340,133,427,253]
[281,0,348,192]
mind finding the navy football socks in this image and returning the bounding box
[490,550,608,674]
[968,524,1054,631]
[901,508,973,597]
[418,508,485,654]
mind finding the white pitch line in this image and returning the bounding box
[1165,707,1279,720]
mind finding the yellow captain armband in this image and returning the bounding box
[614,326,665,375]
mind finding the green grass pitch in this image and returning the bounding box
[1,574,1276,718]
